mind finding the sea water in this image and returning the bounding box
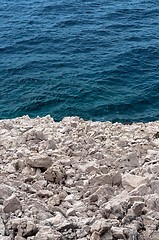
[0,0,159,122]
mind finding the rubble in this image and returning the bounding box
[3,195,21,213]
[1,115,159,239]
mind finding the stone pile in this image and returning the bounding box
[1,115,159,239]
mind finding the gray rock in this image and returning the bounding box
[27,156,52,170]
[47,139,57,150]
[112,171,122,186]
[89,174,112,186]
[89,194,98,203]
[44,165,66,183]
[3,194,21,213]
[101,231,113,240]
[0,184,14,200]
[34,226,61,240]
[131,201,145,216]
[0,216,5,236]
[23,220,38,238]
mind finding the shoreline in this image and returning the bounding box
[1,114,159,124]
[1,115,159,239]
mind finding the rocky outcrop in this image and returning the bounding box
[1,115,159,239]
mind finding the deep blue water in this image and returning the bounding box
[0,0,159,122]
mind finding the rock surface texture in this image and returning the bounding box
[1,115,159,239]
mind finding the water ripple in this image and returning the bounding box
[0,0,159,122]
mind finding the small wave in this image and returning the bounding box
[0,0,159,122]
[0,45,15,53]
[16,99,61,112]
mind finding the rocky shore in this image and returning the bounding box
[1,115,159,239]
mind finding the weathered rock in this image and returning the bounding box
[123,152,140,168]
[111,204,125,219]
[122,173,147,191]
[3,195,21,213]
[71,201,87,213]
[90,219,112,235]
[90,231,100,240]
[1,116,159,239]
[27,156,52,170]
[36,190,53,198]
[148,231,159,240]
[76,226,90,238]
[44,165,66,183]
[0,216,5,236]
[128,196,145,206]
[44,213,66,226]
[34,226,62,240]
[150,180,159,194]
[47,139,57,150]
[0,184,14,200]
[100,203,111,219]
[6,164,16,174]
[0,237,12,240]
[111,226,126,239]
[89,174,112,186]
[101,231,113,240]
[66,208,77,216]
[32,180,47,190]
[22,219,38,238]
[14,236,26,240]
[122,208,135,225]
[57,220,79,232]
[89,194,98,202]
[130,183,151,196]
[131,201,145,216]
[145,193,159,211]
[112,171,122,186]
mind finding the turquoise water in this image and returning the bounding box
[0,0,159,122]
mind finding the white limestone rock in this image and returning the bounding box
[6,164,16,173]
[0,184,14,200]
[36,190,53,198]
[0,237,12,240]
[90,219,112,234]
[130,183,152,196]
[111,226,126,239]
[90,231,100,240]
[34,226,62,240]
[14,236,26,240]
[1,116,159,239]
[44,213,66,226]
[122,173,148,191]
